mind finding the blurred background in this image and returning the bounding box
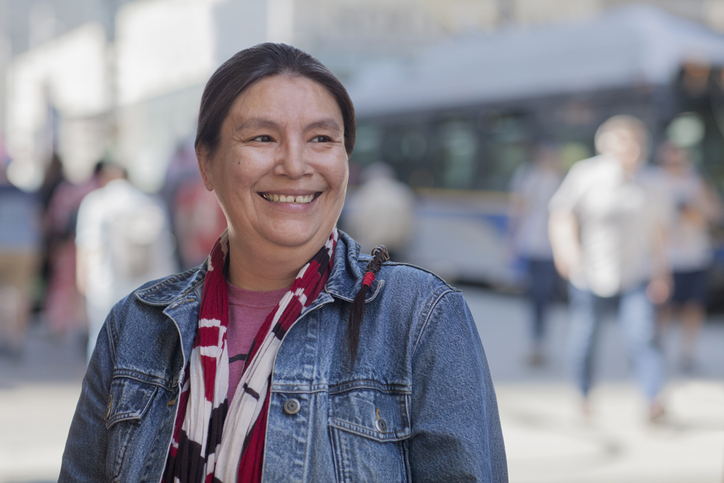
[1,0,724,482]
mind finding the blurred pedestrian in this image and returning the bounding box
[171,175,227,270]
[509,142,563,365]
[39,152,65,211]
[345,161,415,259]
[655,141,723,372]
[75,160,177,361]
[162,140,199,202]
[0,157,41,357]
[38,152,65,302]
[60,43,507,482]
[162,141,226,270]
[42,159,100,343]
[548,115,670,421]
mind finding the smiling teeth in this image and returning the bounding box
[263,193,315,204]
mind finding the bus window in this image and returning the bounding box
[381,126,425,164]
[478,112,529,191]
[353,122,431,188]
[435,120,478,190]
[484,142,527,191]
[399,127,430,187]
[559,142,592,170]
[353,124,383,167]
[400,129,427,160]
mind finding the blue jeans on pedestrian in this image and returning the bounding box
[527,258,557,342]
[567,283,664,401]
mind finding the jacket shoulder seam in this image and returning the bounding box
[411,287,459,356]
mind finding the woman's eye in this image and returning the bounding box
[251,135,273,142]
[311,135,332,143]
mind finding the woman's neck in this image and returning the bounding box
[224,233,324,291]
[226,257,297,291]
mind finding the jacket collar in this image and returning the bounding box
[134,266,207,372]
[133,229,383,309]
[134,266,206,306]
[132,230,383,368]
[323,230,384,303]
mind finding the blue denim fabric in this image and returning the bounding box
[59,231,508,482]
[567,283,664,401]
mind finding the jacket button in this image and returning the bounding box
[375,418,388,433]
[283,398,301,415]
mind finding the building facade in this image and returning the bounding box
[1,0,724,190]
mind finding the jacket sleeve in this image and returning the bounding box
[58,311,115,482]
[409,289,508,482]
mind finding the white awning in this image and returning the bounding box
[349,5,724,117]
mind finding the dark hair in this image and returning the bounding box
[195,42,356,158]
[348,245,389,368]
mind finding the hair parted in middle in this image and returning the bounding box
[195,42,356,159]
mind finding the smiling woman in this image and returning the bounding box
[58,43,508,483]
[198,75,349,289]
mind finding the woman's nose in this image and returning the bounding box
[274,140,312,179]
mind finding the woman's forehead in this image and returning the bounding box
[227,76,342,121]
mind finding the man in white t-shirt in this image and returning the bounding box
[76,162,178,361]
[548,115,671,421]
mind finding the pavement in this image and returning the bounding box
[464,287,724,483]
[0,286,723,483]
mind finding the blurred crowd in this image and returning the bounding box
[508,115,723,421]
[0,144,226,361]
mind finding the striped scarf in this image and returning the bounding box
[164,229,337,482]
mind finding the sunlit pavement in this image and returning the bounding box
[464,286,724,483]
[0,286,723,482]
[0,327,85,483]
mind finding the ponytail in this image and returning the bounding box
[347,245,389,368]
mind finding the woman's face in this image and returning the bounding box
[198,75,349,254]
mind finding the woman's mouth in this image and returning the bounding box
[260,192,318,204]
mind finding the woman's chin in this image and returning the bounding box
[257,224,333,251]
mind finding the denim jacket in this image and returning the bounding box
[60,231,508,482]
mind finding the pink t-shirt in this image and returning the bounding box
[226,282,288,401]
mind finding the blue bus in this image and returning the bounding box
[344,6,724,300]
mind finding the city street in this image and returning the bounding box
[0,285,723,482]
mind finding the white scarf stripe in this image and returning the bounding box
[199,345,223,358]
[199,318,222,328]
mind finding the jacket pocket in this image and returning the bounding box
[105,376,159,481]
[329,387,411,483]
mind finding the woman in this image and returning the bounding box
[59,43,507,482]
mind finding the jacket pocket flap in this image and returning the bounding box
[105,377,158,428]
[330,390,410,442]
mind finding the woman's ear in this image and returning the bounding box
[196,145,214,191]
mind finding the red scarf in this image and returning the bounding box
[164,229,337,482]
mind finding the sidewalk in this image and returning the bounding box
[498,381,724,483]
[465,286,724,483]
[0,287,723,482]
[0,327,85,483]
